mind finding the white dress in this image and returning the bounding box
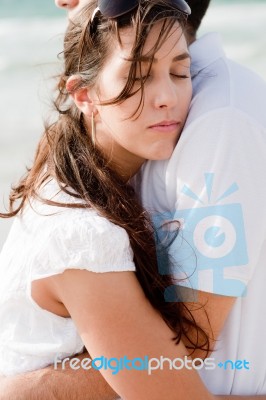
[0,178,136,376]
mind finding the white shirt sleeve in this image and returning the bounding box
[26,208,136,283]
[156,108,266,297]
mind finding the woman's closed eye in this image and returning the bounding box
[133,72,190,82]
[171,73,190,79]
[169,65,191,80]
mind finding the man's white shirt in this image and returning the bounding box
[138,33,266,395]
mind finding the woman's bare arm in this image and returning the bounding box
[43,269,214,400]
[0,272,258,400]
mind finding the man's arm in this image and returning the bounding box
[2,362,266,400]
[0,352,119,400]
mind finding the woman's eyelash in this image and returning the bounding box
[171,74,190,79]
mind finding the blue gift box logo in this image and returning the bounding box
[153,173,249,300]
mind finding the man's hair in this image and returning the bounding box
[186,0,211,36]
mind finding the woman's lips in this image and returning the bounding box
[148,120,180,133]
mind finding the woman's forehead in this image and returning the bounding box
[117,21,186,58]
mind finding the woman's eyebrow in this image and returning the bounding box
[137,52,191,63]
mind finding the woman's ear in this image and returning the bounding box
[66,75,96,115]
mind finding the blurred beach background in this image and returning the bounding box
[0,0,266,249]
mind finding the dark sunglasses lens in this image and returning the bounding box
[175,0,191,15]
[98,0,191,19]
[98,0,139,18]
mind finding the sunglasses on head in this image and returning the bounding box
[91,0,191,22]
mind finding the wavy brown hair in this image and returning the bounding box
[1,0,211,355]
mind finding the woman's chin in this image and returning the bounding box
[148,145,176,161]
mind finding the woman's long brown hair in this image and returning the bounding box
[0,0,210,355]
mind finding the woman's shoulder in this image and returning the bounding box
[23,178,126,237]
[18,178,135,274]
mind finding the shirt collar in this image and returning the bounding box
[189,33,226,78]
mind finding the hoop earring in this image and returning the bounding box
[91,112,96,146]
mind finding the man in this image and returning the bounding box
[54,0,87,18]
[139,0,266,395]
[1,1,266,398]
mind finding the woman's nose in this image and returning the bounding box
[154,80,178,110]
[55,0,79,9]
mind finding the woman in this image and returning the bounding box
[0,1,215,399]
